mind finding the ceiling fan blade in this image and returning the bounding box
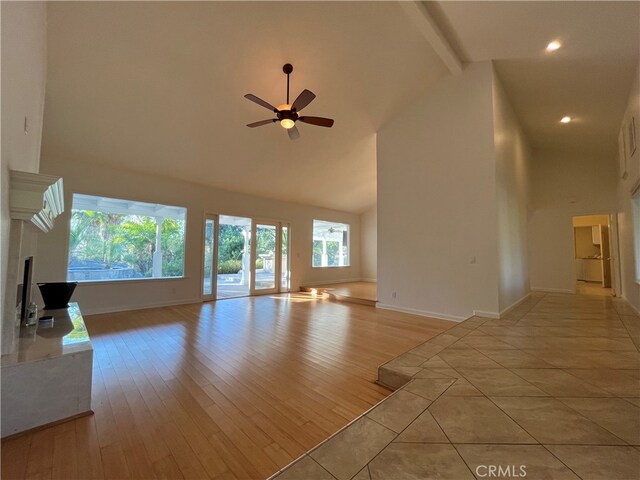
[291,89,316,112]
[246,119,275,128]
[287,125,300,140]
[244,94,277,112]
[299,116,334,128]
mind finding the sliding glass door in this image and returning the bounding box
[251,222,279,295]
[202,215,217,301]
[202,215,290,300]
[281,225,290,291]
[217,215,252,299]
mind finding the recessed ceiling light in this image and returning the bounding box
[546,40,562,52]
[560,116,571,123]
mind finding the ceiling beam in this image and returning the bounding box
[399,1,463,75]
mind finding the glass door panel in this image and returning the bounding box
[281,225,290,291]
[217,215,252,299]
[252,223,278,293]
[202,216,216,299]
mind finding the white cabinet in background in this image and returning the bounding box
[584,259,603,282]
[576,259,603,282]
[592,225,602,245]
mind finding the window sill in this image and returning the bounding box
[71,276,187,286]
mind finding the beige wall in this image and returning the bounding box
[360,205,377,281]
[35,157,362,315]
[528,149,618,293]
[616,66,640,311]
[492,70,531,313]
[1,1,48,353]
[377,62,501,320]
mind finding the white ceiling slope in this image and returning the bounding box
[432,1,640,153]
[43,2,449,213]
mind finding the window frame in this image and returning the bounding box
[311,219,351,268]
[66,193,188,283]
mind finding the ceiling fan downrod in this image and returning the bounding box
[283,63,293,105]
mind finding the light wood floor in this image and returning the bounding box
[1,294,452,480]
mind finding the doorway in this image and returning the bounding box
[202,215,217,300]
[217,215,252,299]
[201,214,290,300]
[252,222,278,294]
[572,214,614,296]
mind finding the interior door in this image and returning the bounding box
[609,214,622,297]
[202,214,218,301]
[600,224,612,288]
[251,222,280,295]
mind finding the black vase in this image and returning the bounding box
[37,282,78,310]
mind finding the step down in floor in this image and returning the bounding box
[300,286,377,307]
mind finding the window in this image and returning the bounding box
[312,220,349,267]
[68,194,186,282]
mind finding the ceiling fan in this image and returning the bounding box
[245,64,334,140]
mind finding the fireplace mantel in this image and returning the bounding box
[10,170,64,233]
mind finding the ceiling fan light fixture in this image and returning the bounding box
[546,40,562,52]
[244,64,334,140]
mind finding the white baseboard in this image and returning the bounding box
[472,310,500,319]
[531,287,574,294]
[376,303,466,323]
[499,292,531,317]
[79,297,202,316]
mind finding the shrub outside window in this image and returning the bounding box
[67,194,186,282]
[312,220,349,267]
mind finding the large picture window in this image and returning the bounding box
[67,194,186,282]
[312,220,349,267]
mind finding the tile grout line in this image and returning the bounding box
[310,456,339,480]
[539,443,603,480]
[461,296,553,448]
[615,307,640,353]
[479,297,636,450]
[424,382,479,479]
[358,378,462,477]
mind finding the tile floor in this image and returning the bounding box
[271,293,640,480]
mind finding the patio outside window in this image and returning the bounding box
[312,220,349,267]
[67,193,186,282]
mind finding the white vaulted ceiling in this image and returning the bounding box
[42,2,640,213]
[42,1,449,213]
[432,0,640,153]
